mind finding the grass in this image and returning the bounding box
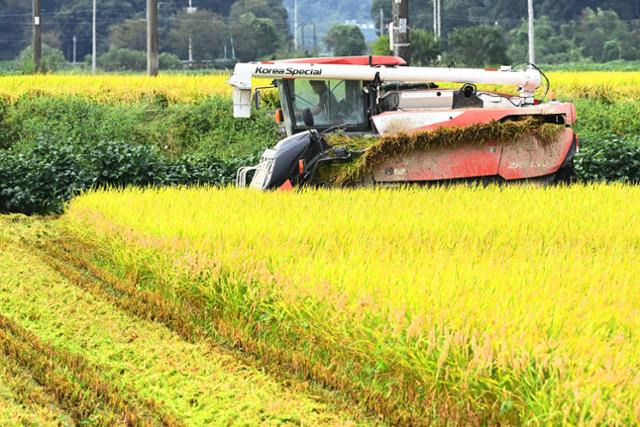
[59,184,640,425]
[0,217,373,426]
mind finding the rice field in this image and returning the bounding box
[0,71,637,102]
[55,184,640,425]
[1,68,638,425]
[0,74,270,103]
[0,217,373,426]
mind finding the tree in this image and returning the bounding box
[229,0,288,61]
[54,0,143,60]
[507,16,580,64]
[0,0,31,60]
[409,29,441,65]
[370,35,391,56]
[168,10,228,61]
[325,25,366,56]
[231,15,280,61]
[569,8,640,62]
[109,19,147,51]
[448,25,509,67]
[230,0,288,35]
[16,44,66,73]
[371,30,441,65]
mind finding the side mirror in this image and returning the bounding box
[302,108,314,127]
[253,89,261,110]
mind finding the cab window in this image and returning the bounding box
[285,80,366,128]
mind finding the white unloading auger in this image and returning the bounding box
[227,61,543,118]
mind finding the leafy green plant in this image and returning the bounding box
[575,136,640,182]
[16,45,66,74]
[0,140,89,214]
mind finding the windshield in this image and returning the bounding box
[283,79,367,129]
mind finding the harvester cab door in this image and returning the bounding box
[280,79,369,136]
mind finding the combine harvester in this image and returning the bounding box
[228,56,577,189]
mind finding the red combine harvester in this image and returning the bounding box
[228,56,577,189]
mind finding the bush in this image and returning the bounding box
[573,99,640,140]
[96,48,146,71]
[97,48,183,72]
[0,60,18,75]
[0,95,278,159]
[85,140,164,188]
[1,96,150,151]
[0,139,250,215]
[16,44,66,74]
[575,136,640,183]
[159,52,182,70]
[0,94,279,215]
[0,140,89,214]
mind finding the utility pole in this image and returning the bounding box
[230,36,235,60]
[301,24,305,51]
[312,23,317,53]
[528,0,535,64]
[293,0,298,51]
[92,0,96,74]
[32,0,41,73]
[147,0,159,76]
[379,8,384,36]
[437,0,442,38]
[392,0,409,59]
[73,36,77,64]
[433,0,437,36]
[187,0,196,64]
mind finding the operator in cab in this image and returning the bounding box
[309,80,339,121]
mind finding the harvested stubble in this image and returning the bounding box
[0,219,366,426]
[62,184,640,425]
[0,351,73,426]
[323,119,562,185]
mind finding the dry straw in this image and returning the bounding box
[323,118,563,185]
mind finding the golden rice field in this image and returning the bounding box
[0,217,373,426]
[0,71,637,102]
[0,69,638,425]
[54,184,640,425]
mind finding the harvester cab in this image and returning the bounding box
[229,56,578,190]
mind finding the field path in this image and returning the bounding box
[0,217,374,426]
